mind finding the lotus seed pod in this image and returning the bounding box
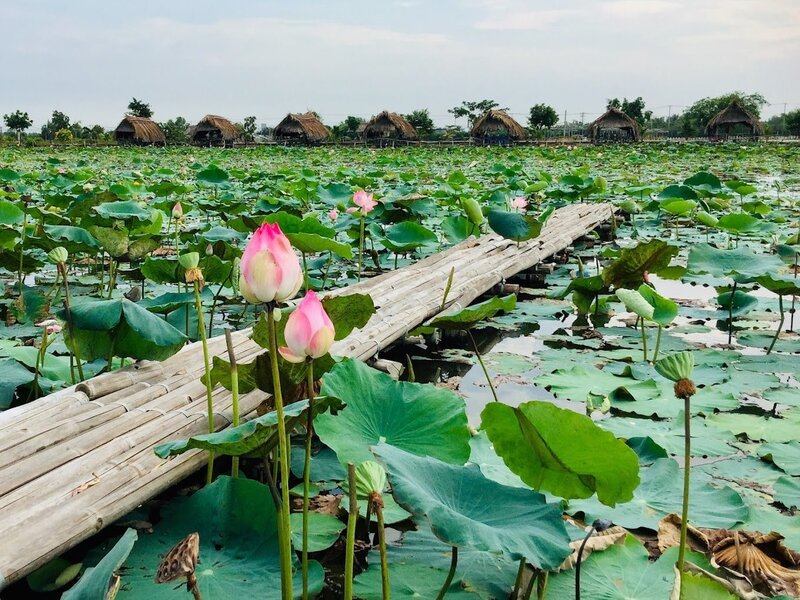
[462,198,484,226]
[184,267,204,289]
[674,378,697,400]
[48,246,69,265]
[654,351,694,382]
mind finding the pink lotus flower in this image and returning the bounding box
[279,290,336,363]
[172,202,184,219]
[36,319,62,335]
[239,222,303,304]
[328,208,339,222]
[346,190,377,216]
[509,196,528,211]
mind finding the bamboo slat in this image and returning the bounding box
[0,202,614,588]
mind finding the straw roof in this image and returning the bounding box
[706,100,764,137]
[114,116,165,144]
[587,107,641,142]
[471,109,527,140]
[362,111,418,140]
[190,115,239,143]
[273,112,330,143]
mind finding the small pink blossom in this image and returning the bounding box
[509,196,528,211]
[36,319,62,335]
[279,290,336,363]
[348,190,377,216]
[328,209,339,222]
[172,202,184,219]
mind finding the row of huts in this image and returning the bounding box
[114,101,762,146]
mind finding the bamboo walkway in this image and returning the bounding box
[0,202,615,588]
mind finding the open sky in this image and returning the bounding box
[1,0,798,130]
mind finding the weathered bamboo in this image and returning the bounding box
[0,202,614,588]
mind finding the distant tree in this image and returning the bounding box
[3,110,33,144]
[54,128,73,143]
[785,110,800,136]
[241,116,257,142]
[448,100,506,128]
[86,125,106,141]
[41,110,71,140]
[607,97,652,131]
[439,125,469,140]
[679,91,767,137]
[159,117,190,144]
[331,116,364,141]
[528,104,558,132]
[404,109,434,138]
[127,98,153,118]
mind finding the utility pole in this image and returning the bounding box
[667,105,672,138]
[783,102,788,135]
[563,110,567,138]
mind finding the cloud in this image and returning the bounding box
[601,0,681,17]
[474,8,577,30]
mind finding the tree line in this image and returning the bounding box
[4,92,799,145]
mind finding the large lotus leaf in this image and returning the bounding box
[263,213,334,238]
[0,357,36,409]
[119,476,323,598]
[599,413,735,458]
[286,232,352,258]
[733,487,800,552]
[637,284,678,326]
[317,182,353,205]
[380,221,437,253]
[289,512,344,552]
[59,299,187,362]
[736,331,800,354]
[773,475,800,508]
[354,563,480,600]
[749,273,800,295]
[707,409,800,443]
[487,210,547,242]
[196,165,229,185]
[568,458,748,530]
[717,212,766,234]
[687,244,785,278]
[660,198,697,215]
[42,225,101,251]
[94,200,153,221]
[155,397,342,458]
[63,528,137,600]
[442,215,477,244]
[758,442,800,475]
[379,524,519,599]
[544,537,697,600]
[429,294,516,330]
[481,401,639,506]
[535,364,664,409]
[321,293,375,341]
[0,346,72,384]
[315,359,470,465]
[615,288,654,320]
[88,226,129,258]
[373,444,571,570]
[685,171,722,192]
[602,239,679,289]
[659,184,698,200]
[717,289,758,317]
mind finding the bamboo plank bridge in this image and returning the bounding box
[0,202,615,588]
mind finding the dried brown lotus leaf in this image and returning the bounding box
[554,524,628,572]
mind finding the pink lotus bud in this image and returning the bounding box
[239,222,303,304]
[328,209,339,222]
[172,202,184,219]
[36,319,62,335]
[509,196,528,211]
[351,190,377,216]
[279,290,335,363]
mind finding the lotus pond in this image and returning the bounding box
[1,143,799,599]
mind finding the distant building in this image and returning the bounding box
[705,100,764,140]
[362,111,418,143]
[114,116,165,145]
[470,109,526,145]
[272,112,330,145]
[190,115,239,147]
[587,108,641,142]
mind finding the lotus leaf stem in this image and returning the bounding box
[575,525,597,600]
[357,216,365,282]
[512,559,526,598]
[301,360,315,600]
[344,462,358,600]
[59,262,84,382]
[373,495,390,600]
[652,326,663,363]
[727,281,737,345]
[640,319,648,362]
[767,295,784,355]
[267,306,294,600]
[677,394,692,593]
[224,329,240,478]
[467,329,499,403]
[194,281,215,485]
[435,546,458,600]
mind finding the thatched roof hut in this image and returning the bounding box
[190,115,239,146]
[114,116,165,145]
[471,109,527,143]
[273,112,330,144]
[587,107,641,142]
[362,111,418,141]
[705,100,764,139]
